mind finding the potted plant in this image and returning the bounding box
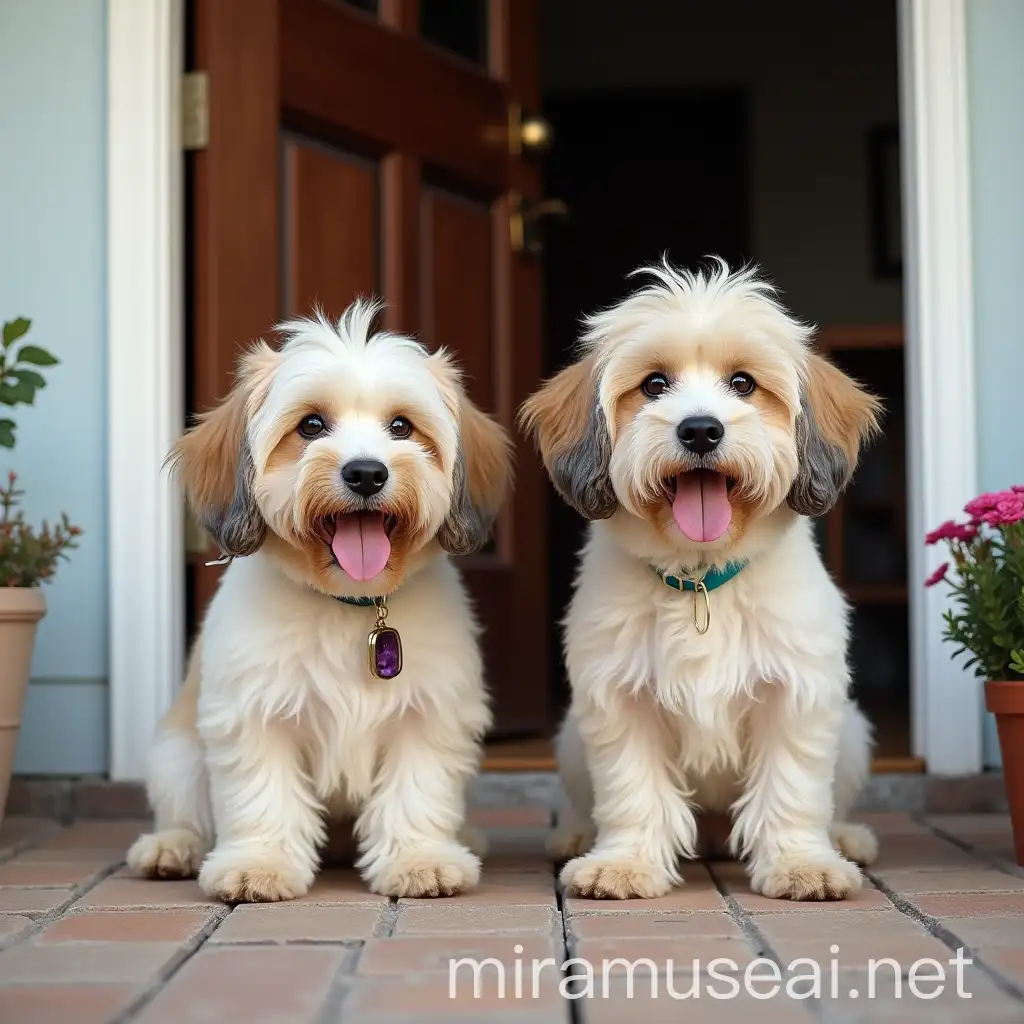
[925,487,1024,865]
[0,318,80,827]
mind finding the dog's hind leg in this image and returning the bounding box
[127,644,214,879]
[547,710,598,861]
[829,700,879,867]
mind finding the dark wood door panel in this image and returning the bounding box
[283,138,379,318]
[190,0,551,734]
[419,187,494,406]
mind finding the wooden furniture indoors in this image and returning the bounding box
[817,324,922,773]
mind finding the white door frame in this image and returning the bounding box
[107,0,185,780]
[105,0,982,779]
[898,0,981,775]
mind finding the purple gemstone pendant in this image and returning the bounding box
[368,626,402,679]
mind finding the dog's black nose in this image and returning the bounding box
[677,416,725,455]
[341,459,389,497]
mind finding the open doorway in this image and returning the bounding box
[534,0,913,769]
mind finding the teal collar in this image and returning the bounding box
[653,560,749,593]
[335,595,376,607]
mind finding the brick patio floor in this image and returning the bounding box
[0,809,1021,1022]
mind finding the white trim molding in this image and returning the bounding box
[107,0,185,780]
[899,0,981,774]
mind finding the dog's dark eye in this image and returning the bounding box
[729,372,756,396]
[641,373,670,398]
[298,414,326,438]
[388,416,413,439]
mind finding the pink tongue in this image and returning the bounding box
[331,513,391,582]
[672,471,733,543]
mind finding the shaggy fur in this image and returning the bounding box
[522,261,882,901]
[127,301,511,902]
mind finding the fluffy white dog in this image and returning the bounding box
[522,261,881,901]
[127,300,511,902]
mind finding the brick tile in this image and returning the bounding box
[0,861,109,888]
[74,877,219,910]
[0,941,182,985]
[822,964,1021,1022]
[853,813,932,836]
[358,935,558,975]
[927,814,1013,837]
[482,829,556,861]
[936,916,1024,950]
[732,882,891,913]
[575,935,757,970]
[35,820,150,851]
[136,946,349,1024]
[211,903,381,943]
[912,892,1024,917]
[756,910,950,965]
[0,985,138,1024]
[0,888,75,916]
[570,912,741,939]
[0,915,33,944]
[395,903,556,935]
[565,885,726,915]
[293,870,388,905]
[339,975,565,1020]
[40,910,215,944]
[987,947,1024,986]
[12,847,127,864]
[872,835,980,871]
[582,984,817,1023]
[0,818,60,855]
[878,868,1024,895]
[468,807,552,828]
[402,872,556,909]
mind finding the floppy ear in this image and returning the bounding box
[437,397,514,555]
[519,353,616,520]
[168,342,278,557]
[786,351,883,517]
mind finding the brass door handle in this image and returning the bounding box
[509,192,569,257]
[508,103,553,156]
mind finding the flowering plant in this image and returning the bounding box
[0,318,81,586]
[925,488,1024,681]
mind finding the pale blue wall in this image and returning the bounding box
[0,1,108,773]
[966,0,1024,768]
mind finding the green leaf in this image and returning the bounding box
[0,418,13,448]
[2,318,31,348]
[0,379,34,405]
[12,369,46,390]
[16,345,58,367]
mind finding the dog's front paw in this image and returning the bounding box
[366,843,480,898]
[127,828,207,880]
[830,822,879,867]
[752,851,862,901]
[560,855,675,899]
[198,845,313,904]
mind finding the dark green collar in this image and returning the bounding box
[653,560,749,593]
[335,595,377,607]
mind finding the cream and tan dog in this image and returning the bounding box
[127,300,511,902]
[522,261,881,901]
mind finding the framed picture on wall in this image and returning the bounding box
[869,125,903,279]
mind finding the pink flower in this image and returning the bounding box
[964,492,1004,517]
[1012,485,1024,494]
[978,493,1024,526]
[925,520,977,545]
[925,562,949,588]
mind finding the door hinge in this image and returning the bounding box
[182,71,209,151]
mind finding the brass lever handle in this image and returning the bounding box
[509,192,569,257]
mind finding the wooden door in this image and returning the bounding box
[187,0,550,735]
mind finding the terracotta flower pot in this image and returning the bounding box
[985,679,1024,866]
[0,587,46,830]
